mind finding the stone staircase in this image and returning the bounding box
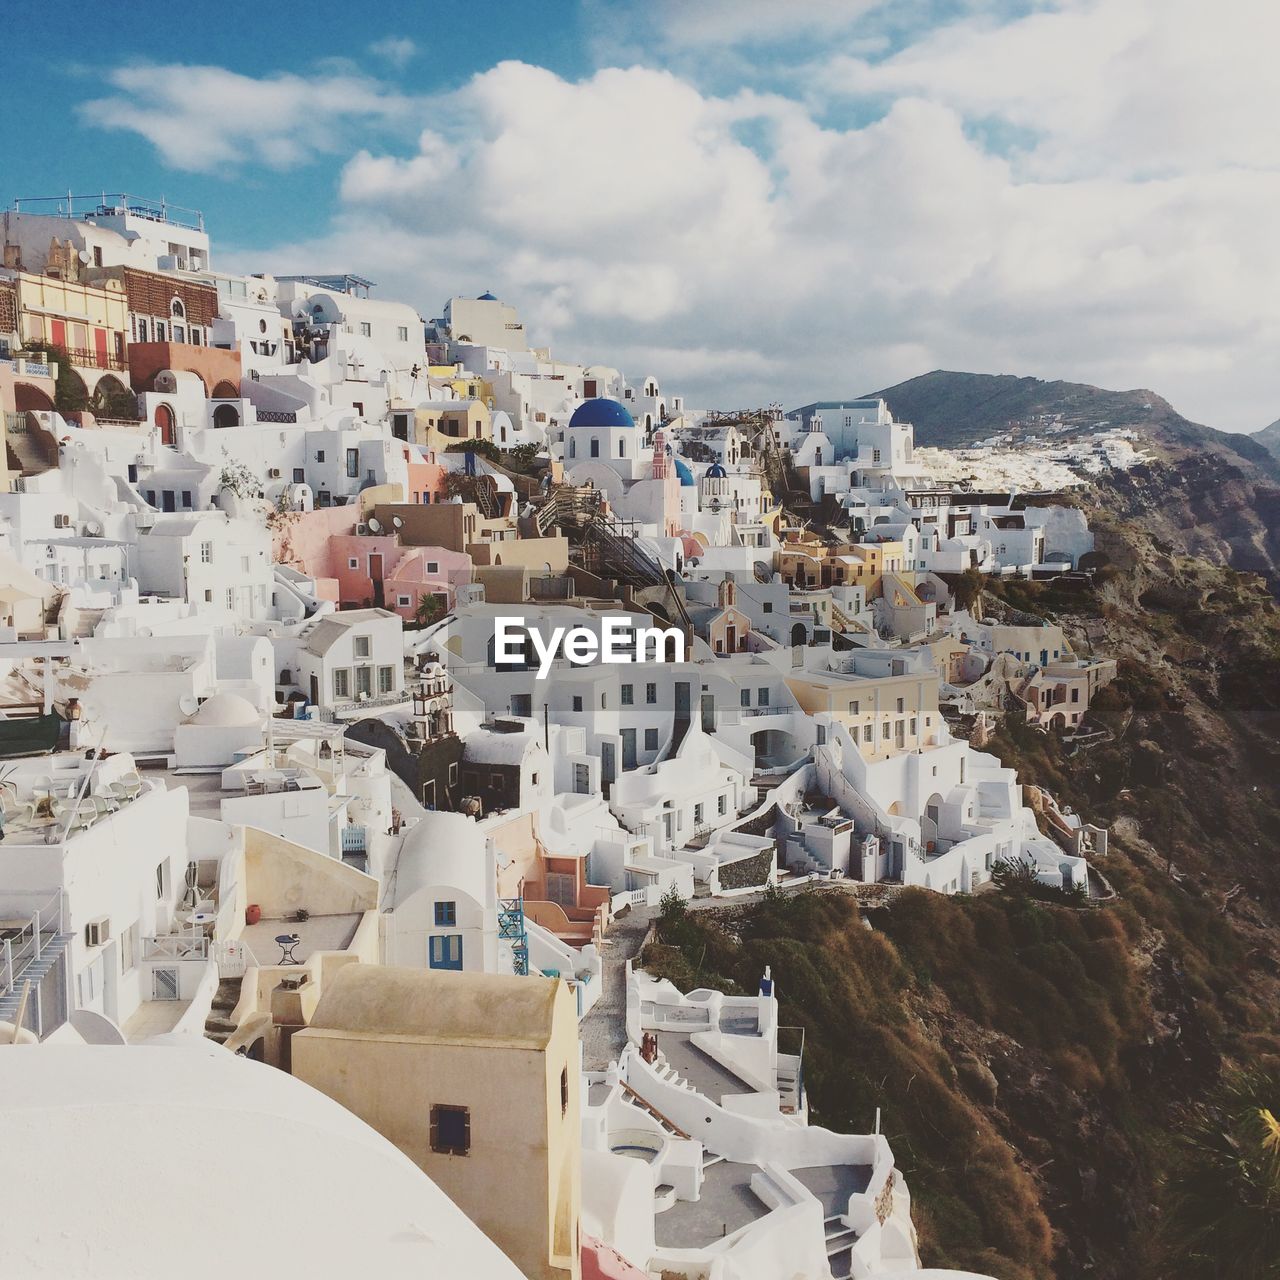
[203,975,243,1044]
[0,932,72,1033]
[824,1214,860,1280]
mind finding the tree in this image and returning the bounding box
[413,593,445,629]
[952,566,985,612]
[26,343,89,414]
[445,438,500,463]
[1159,1066,1280,1278]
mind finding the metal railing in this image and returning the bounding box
[0,891,65,997]
[63,346,127,372]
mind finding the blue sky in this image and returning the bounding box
[6,1,1277,431]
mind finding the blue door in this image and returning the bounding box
[429,934,463,970]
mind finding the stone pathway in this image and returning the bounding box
[580,904,653,1070]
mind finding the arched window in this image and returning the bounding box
[170,298,185,319]
[618,438,626,457]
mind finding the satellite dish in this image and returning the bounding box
[367,517,382,534]
[178,694,198,716]
[85,520,103,537]
[754,561,772,584]
[392,515,403,529]
[78,249,92,264]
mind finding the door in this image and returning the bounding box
[368,553,384,607]
[429,935,463,970]
[701,693,716,733]
[93,327,108,367]
[309,674,319,706]
[153,968,180,1000]
[161,490,175,512]
[50,319,66,349]
[355,666,373,698]
[621,728,637,770]
[601,741,616,794]
[674,682,690,720]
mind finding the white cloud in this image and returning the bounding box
[368,37,418,69]
[99,5,1280,430]
[79,64,416,171]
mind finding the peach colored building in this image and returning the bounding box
[128,339,241,396]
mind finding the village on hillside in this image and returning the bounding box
[1,195,1119,1280]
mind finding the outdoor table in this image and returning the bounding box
[275,933,301,965]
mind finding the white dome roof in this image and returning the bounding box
[0,1044,523,1279]
[187,692,260,728]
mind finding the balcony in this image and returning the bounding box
[64,346,127,373]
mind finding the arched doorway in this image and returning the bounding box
[14,384,54,412]
[790,622,807,646]
[211,380,239,399]
[212,404,240,428]
[155,403,176,446]
[91,374,134,420]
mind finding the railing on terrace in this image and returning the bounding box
[62,346,127,372]
[256,410,298,424]
[11,193,205,231]
[340,825,367,854]
[142,934,209,961]
[0,891,65,997]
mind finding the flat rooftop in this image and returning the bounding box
[655,1158,765,1248]
[240,914,362,967]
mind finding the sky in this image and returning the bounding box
[8,0,1280,431]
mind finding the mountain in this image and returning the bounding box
[870,370,1280,590]
[1253,417,1280,459]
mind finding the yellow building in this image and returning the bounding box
[11,270,129,383]
[413,399,493,452]
[786,668,943,760]
[292,965,582,1280]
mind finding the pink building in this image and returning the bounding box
[384,547,472,620]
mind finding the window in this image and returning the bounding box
[346,448,359,478]
[561,1067,569,1117]
[763,602,773,613]
[572,695,583,712]
[848,699,859,714]
[360,321,372,337]
[882,723,890,738]
[434,901,457,927]
[200,541,213,563]
[740,689,750,707]
[645,728,659,750]
[348,557,359,569]
[181,490,192,509]
[397,325,409,342]
[896,697,905,713]
[293,468,305,484]
[718,794,727,815]
[448,762,459,786]
[645,683,657,704]
[120,921,139,974]
[573,763,590,793]
[354,635,372,659]
[863,724,873,743]
[426,561,439,574]
[430,1104,470,1154]
[398,594,411,607]
[758,688,769,707]
[316,450,325,463]
[377,665,395,694]
[693,803,704,824]
[155,861,167,899]
[333,668,351,699]
[590,438,600,458]
[620,684,633,705]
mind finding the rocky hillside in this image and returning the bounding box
[1253,418,1280,459]
[872,370,1280,590]
[645,506,1280,1279]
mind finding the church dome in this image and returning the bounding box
[706,462,728,479]
[673,459,695,486]
[568,398,635,429]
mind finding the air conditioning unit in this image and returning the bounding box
[356,522,370,535]
[85,916,111,947]
[268,468,281,479]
